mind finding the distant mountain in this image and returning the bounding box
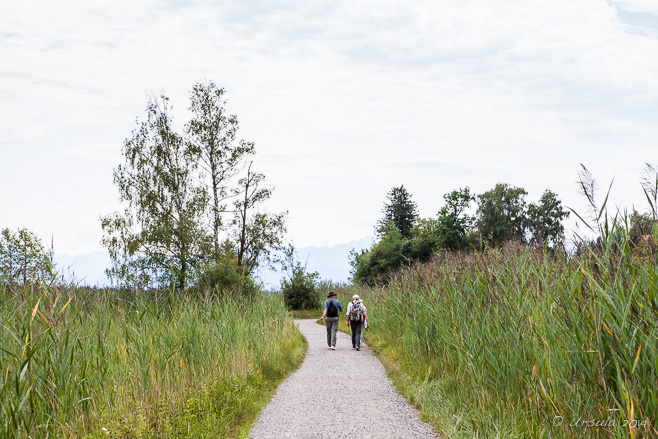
[259,235,374,289]
[52,235,375,289]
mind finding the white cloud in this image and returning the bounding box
[1,0,657,255]
[610,0,658,14]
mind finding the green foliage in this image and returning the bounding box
[629,210,658,246]
[232,163,287,277]
[0,227,55,286]
[377,185,418,238]
[409,218,441,262]
[345,170,657,438]
[343,230,657,438]
[194,244,257,295]
[353,184,569,285]
[281,263,321,310]
[435,187,475,250]
[526,190,570,246]
[0,285,305,438]
[100,95,209,290]
[351,223,411,285]
[186,80,256,258]
[101,81,286,291]
[476,183,528,246]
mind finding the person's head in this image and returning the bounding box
[327,291,337,299]
[352,294,359,301]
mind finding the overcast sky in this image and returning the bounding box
[1,0,657,256]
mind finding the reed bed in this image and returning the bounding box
[348,240,657,438]
[0,286,305,438]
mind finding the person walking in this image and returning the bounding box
[358,298,368,345]
[320,291,342,350]
[346,295,365,351]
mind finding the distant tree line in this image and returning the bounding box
[350,184,571,285]
[351,168,658,286]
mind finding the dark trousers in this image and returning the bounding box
[350,320,363,348]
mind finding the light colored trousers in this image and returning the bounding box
[325,316,339,347]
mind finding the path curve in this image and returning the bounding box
[250,319,440,438]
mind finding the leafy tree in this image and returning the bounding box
[186,81,255,257]
[377,185,418,239]
[476,183,528,246]
[436,187,475,250]
[526,190,569,246]
[349,247,371,285]
[410,218,440,262]
[100,95,209,290]
[232,162,287,277]
[102,84,287,291]
[352,188,474,284]
[351,223,410,285]
[0,228,55,286]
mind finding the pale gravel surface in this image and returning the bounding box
[250,319,440,439]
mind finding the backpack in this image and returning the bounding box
[349,301,363,322]
[327,299,338,317]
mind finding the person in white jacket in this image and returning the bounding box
[358,298,368,345]
[346,295,365,351]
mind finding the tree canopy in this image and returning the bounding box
[0,227,55,286]
[101,81,285,291]
[100,95,209,290]
[351,183,569,285]
[377,185,418,239]
[476,183,528,247]
[526,190,570,246]
[186,81,255,257]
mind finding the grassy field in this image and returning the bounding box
[340,239,657,438]
[0,286,306,438]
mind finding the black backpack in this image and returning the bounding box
[327,299,338,317]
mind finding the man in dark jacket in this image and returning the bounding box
[320,291,342,350]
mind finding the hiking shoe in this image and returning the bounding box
[327,345,332,349]
[331,346,335,350]
[356,346,360,351]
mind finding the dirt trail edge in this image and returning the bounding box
[250,319,440,439]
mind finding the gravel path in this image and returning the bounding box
[250,319,440,438]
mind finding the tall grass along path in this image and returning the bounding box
[249,319,439,439]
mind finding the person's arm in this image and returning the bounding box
[320,301,327,320]
[363,306,368,327]
[346,303,351,327]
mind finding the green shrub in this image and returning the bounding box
[281,263,321,310]
[194,251,257,295]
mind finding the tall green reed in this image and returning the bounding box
[349,233,656,438]
[0,285,304,438]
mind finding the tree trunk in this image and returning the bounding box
[179,257,187,291]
